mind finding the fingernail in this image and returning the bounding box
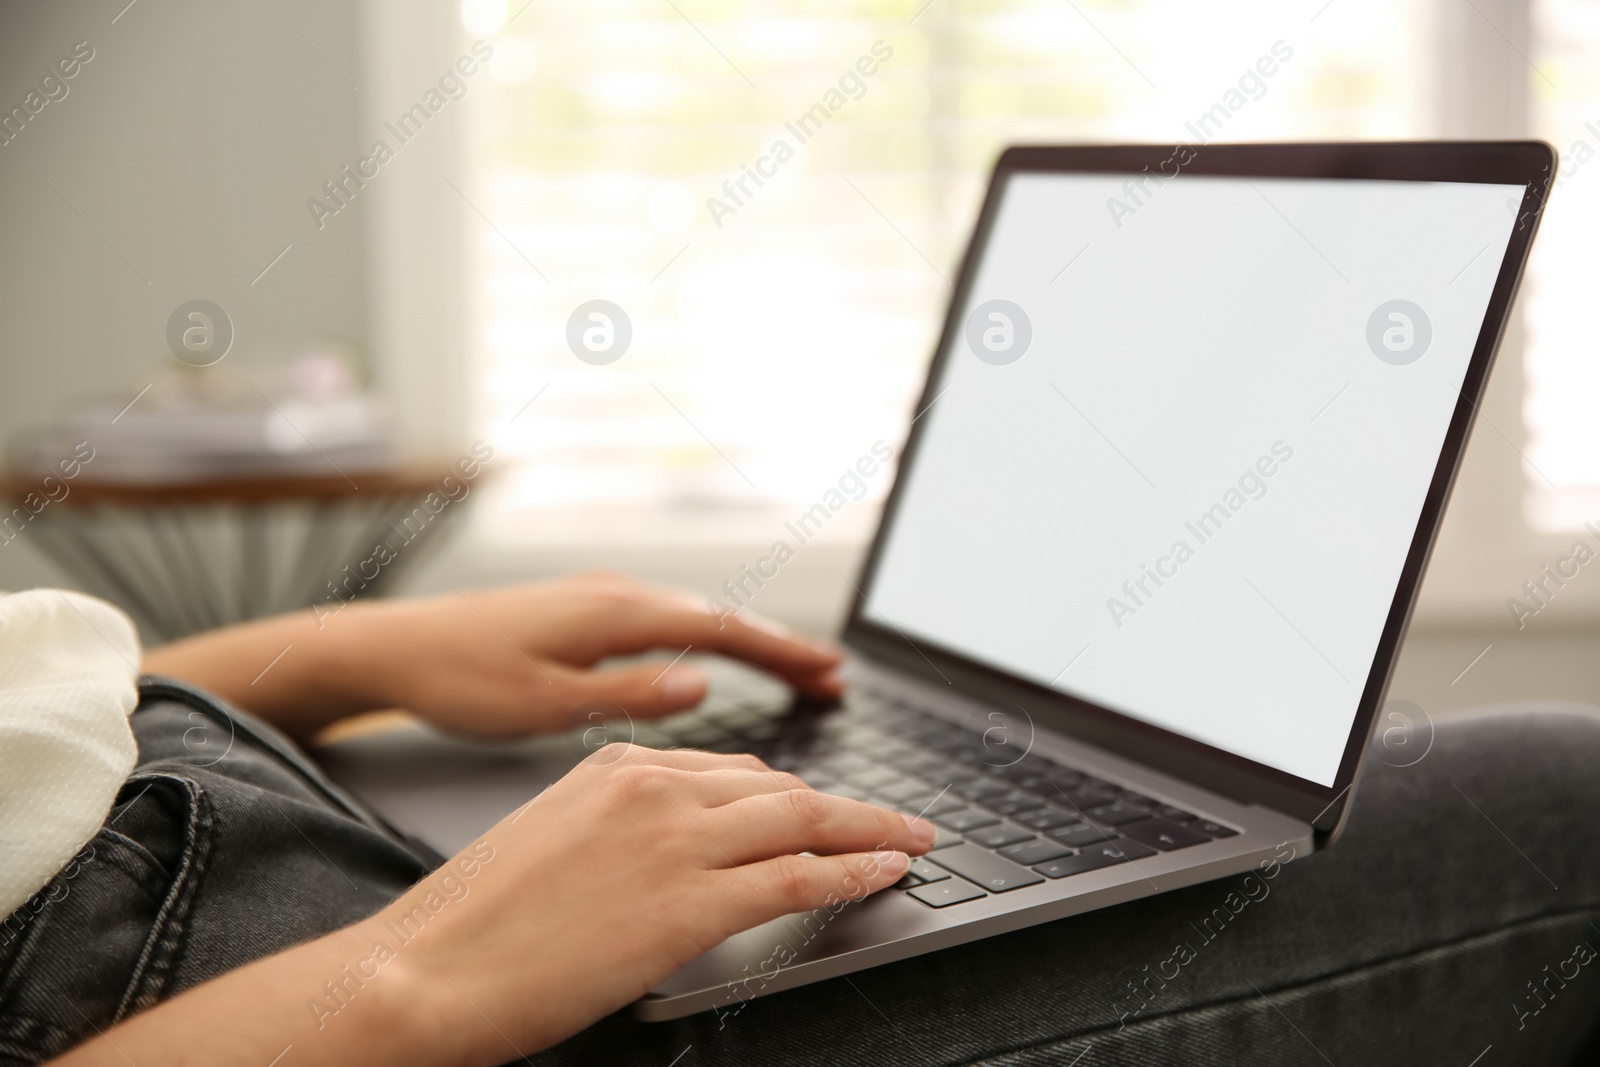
[659,666,707,703]
[902,815,936,847]
[871,850,909,877]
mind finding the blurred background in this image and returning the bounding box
[0,0,1597,716]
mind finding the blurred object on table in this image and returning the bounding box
[1,346,492,645]
[6,345,390,485]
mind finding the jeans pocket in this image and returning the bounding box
[0,773,213,1065]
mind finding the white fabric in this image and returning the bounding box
[0,590,140,917]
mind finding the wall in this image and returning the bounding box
[0,0,369,590]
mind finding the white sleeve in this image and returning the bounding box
[0,589,140,918]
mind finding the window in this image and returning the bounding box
[458,0,1431,536]
[1526,0,1600,531]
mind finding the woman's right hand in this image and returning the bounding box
[386,744,935,1063]
[49,744,933,1067]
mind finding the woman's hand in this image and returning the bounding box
[142,572,843,741]
[333,572,841,738]
[50,747,934,1067]
[390,744,935,1058]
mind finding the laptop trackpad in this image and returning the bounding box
[314,724,581,857]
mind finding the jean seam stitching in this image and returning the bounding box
[110,772,214,1023]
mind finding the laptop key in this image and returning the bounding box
[922,735,977,758]
[816,752,873,777]
[1054,789,1116,812]
[1082,802,1149,826]
[995,760,1049,784]
[876,742,922,765]
[1035,846,1128,879]
[1048,825,1116,849]
[923,766,983,791]
[895,859,949,890]
[834,729,889,753]
[967,823,1034,849]
[951,775,1012,801]
[934,808,1000,833]
[1154,805,1197,822]
[927,844,1045,892]
[1035,839,1156,878]
[741,721,784,742]
[877,779,936,804]
[921,764,966,790]
[1013,805,1080,832]
[933,733,985,759]
[907,877,987,908]
[999,838,1073,866]
[1194,820,1239,838]
[1122,818,1211,851]
[980,790,1046,817]
[898,752,956,778]
[848,767,911,792]
[896,793,967,819]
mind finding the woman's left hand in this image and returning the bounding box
[142,571,843,741]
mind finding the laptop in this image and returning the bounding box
[317,141,1554,1022]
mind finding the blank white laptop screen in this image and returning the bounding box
[864,172,1524,787]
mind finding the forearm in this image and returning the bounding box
[141,605,386,740]
[48,916,460,1067]
[138,572,847,744]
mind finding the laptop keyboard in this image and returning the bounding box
[628,679,1238,910]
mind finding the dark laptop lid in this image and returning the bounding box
[843,142,1555,833]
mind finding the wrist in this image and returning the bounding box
[167,604,403,740]
[363,885,535,1067]
[308,598,415,720]
[308,911,472,1067]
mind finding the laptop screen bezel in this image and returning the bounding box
[841,141,1555,831]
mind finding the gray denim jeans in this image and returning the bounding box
[2,680,1597,1066]
[0,679,438,1065]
